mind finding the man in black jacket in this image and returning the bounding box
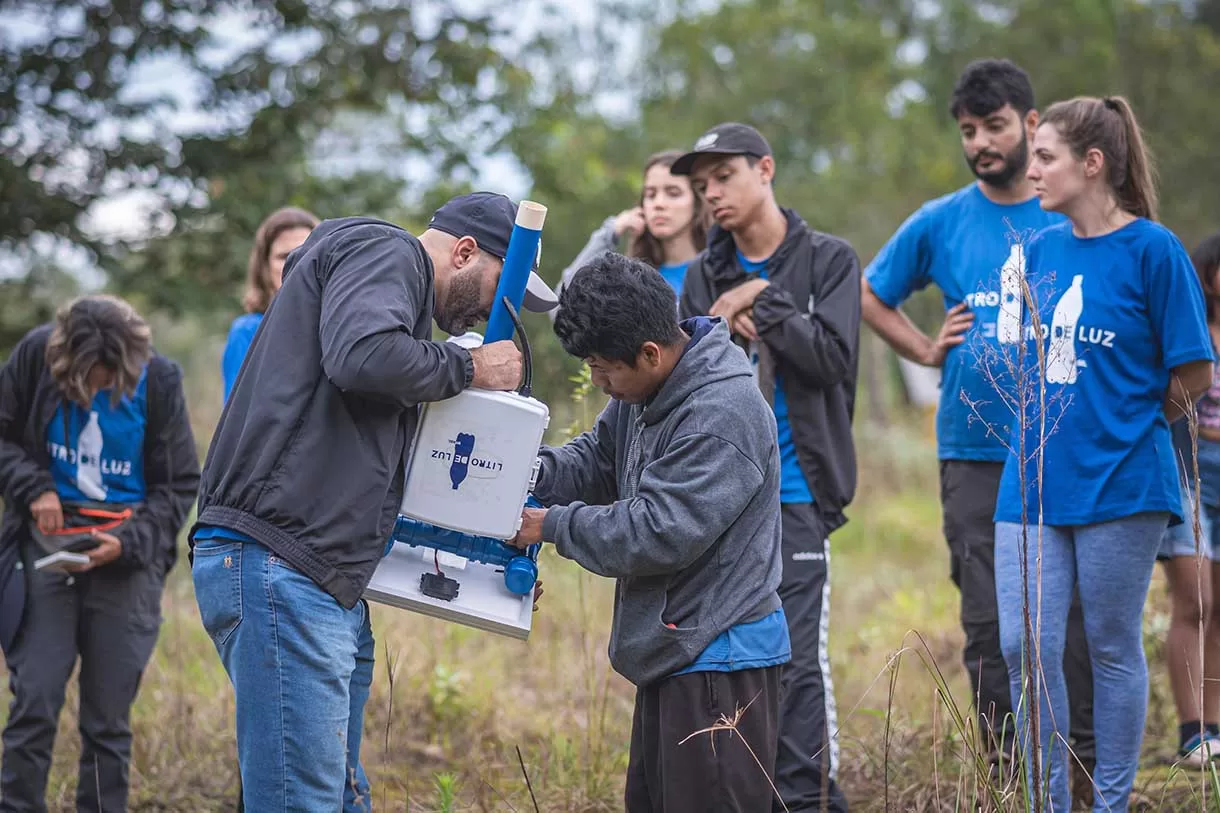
[190,192,556,811]
[675,123,859,813]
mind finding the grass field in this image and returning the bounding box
[1,320,1217,811]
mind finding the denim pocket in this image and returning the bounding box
[192,540,243,647]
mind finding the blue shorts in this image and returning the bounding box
[1159,491,1219,560]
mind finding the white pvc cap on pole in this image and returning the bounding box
[516,200,547,230]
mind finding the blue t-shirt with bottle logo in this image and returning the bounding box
[866,184,1065,462]
[737,251,814,504]
[46,370,149,504]
[994,218,1214,526]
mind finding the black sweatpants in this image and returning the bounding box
[773,503,848,813]
[1,559,163,813]
[625,665,783,813]
[940,460,1095,763]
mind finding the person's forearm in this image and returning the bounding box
[1165,360,1215,423]
[861,291,936,366]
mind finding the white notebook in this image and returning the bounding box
[33,551,90,572]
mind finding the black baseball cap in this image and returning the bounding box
[670,123,773,176]
[428,191,557,313]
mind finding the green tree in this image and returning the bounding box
[915,0,1220,246]
[0,0,534,345]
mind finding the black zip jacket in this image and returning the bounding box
[678,209,860,531]
[191,217,475,609]
[0,324,200,574]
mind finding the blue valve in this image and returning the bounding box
[504,556,539,596]
[383,496,543,596]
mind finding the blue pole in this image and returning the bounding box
[484,200,546,344]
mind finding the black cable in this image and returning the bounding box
[502,295,533,397]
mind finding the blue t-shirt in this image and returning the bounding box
[222,312,263,404]
[866,184,1064,462]
[737,251,814,504]
[46,370,149,504]
[672,608,792,675]
[658,261,689,296]
[194,525,254,544]
[994,219,1214,526]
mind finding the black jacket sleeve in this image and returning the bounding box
[678,256,715,320]
[318,227,474,407]
[0,327,56,510]
[752,237,861,389]
[117,358,200,571]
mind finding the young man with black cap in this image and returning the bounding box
[189,192,557,811]
[675,123,860,813]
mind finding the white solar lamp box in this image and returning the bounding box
[365,332,550,640]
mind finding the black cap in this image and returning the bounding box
[670,122,773,176]
[428,192,557,312]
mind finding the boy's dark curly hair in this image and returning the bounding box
[553,252,686,366]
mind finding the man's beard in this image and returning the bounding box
[968,132,1028,188]
[436,266,487,336]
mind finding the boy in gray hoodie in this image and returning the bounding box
[512,252,790,812]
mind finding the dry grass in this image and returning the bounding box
[0,319,1214,811]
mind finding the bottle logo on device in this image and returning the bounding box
[428,431,505,490]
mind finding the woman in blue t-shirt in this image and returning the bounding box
[0,295,199,811]
[551,150,708,311]
[993,96,1215,811]
[222,206,319,403]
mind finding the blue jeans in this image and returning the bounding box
[996,513,1168,813]
[1158,488,1218,559]
[192,538,375,811]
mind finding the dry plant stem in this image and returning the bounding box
[515,745,540,813]
[678,690,791,813]
[1019,272,1046,813]
[477,775,518,813]
[382,641,400,813]
[932,685,942,811]
[1179,382,1210,801]
[959,229,1065,811]
[884,652,901,810]
[863,634,1010,811]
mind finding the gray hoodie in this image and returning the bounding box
[535,317,784,686]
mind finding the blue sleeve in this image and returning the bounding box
[864,204,935,308]
[221,317,258,404]
[1145,230,1215,370]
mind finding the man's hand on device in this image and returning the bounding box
[470,340,524,390]
[512,506,547,548]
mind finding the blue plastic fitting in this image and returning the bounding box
[383,499,543,596]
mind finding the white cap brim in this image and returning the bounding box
[523,271,559,312]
